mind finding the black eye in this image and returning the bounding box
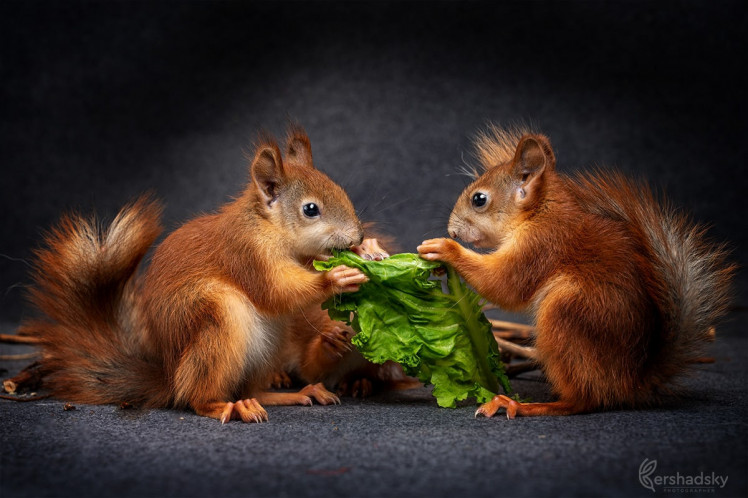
[303,202,320,218]
[472,192,488,208]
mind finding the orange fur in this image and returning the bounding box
[419,126,734,417]
[22,126,368,422]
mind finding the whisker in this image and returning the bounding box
[0,253,32,268]
[4,282,28,297]
[454,151,479,179]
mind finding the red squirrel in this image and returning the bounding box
[418,125,734,418]
[20,126,370,423]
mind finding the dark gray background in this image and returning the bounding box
[1,2,746,498]
[1,1,746,318]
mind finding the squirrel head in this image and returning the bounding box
[448,131,556,248]
[247,126,363,260]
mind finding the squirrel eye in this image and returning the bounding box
[471,192,488,208]
[302,202,320,218]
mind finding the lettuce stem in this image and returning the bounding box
[445,264,501,395]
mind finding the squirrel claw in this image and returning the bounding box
[321,326,354,358]
[337,376,375,398]
[300,383,341,406]
[218,398,268,424]
[269,370,293,389]
[220,402,234,424]
[475,395,518,419]
[351,378,373,398]
[352,238,390,261]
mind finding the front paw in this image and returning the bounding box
[321,326,354,359]
[351,238,389,261]
[475,395,519,419]
[417,238,461,263]
[268,370,293,389]
[299,383,341,405]
[194,399,268,424]
[326,265,368,294]
[337,377,374,398]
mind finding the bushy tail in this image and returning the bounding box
[647,200,735,379]
[21,196,169,406]
[571,171,735,381]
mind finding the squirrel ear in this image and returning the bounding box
[511,135,555,208]
[250,141,285,204]
[285,124,314,168]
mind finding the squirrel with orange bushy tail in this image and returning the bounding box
[418,125,734,418]
[20,126,371,423]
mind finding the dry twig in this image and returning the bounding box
[505,360,539,376]
[3,361,46,394]
[0,393,52,402]
[0,352,39,361]
[494,335,537,360]
[0,333,41,345]
[489,319,535,337]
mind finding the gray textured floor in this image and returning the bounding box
[2,314,746,498]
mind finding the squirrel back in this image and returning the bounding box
[419,125,734,415]
[566,170,733,388]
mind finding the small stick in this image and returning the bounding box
[0,393,52,402]
[489,319,535,334]
[689,357,716,364]
[506,361,539,377]
[0,334,41,345]
[494,335,537,360]
[0,352,39,361]
[493,330,533,342]
[3,361,46,394]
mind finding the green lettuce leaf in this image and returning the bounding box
[314,251,512,408]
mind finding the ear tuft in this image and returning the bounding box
[286,123,314,167]
[472,123,533,171]
[250,138,285,203]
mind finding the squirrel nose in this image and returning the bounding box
[449,230,457,239]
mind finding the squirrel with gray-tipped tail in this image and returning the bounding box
[419,125,734,418]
